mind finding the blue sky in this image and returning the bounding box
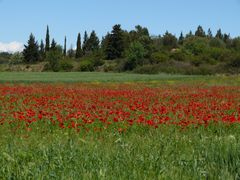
[0,0,240,52]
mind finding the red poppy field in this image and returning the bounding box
[0,83,239,132]
[0,82,240,179]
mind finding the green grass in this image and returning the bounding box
[1,124,240,179]
[0,72,200,83]
[0,72,239,85]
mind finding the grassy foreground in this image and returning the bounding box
[1,124,240,179]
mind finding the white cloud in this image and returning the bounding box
[0,42,24,53]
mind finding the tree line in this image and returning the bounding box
[7,25,240,73]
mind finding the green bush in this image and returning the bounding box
[150,52,169,63]
[227,55,240,70]
[45,50,62,72]
[103,64,116,72]
[209,38,226,48]
[59,59,74,72]
[9,53,23,65]
[170,49,186,61]
[79,60,94,72]
[184,37,209,55]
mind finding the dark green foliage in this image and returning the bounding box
[76,33,83,58]
[223,34,230,44]
[150,52,169,64]
[82,31,89,55]
[88,31,100,52]
[123,42,146,70]
[63,36,67,57]
[228,55,240,68]
[39,40,45,61]
[79,60,94,71]
[105,24,125,60]
[9,52,23,65]
[162,31,178,49]
[23,33,40,63]
[195,25,206,37]
[133,26,153,58]
[4,23,240,74]
[45,26,50,52]
[207,28,213,38]
[231,38,240,50]
[67,46,75,58]
[51,39,57,51]
[178,32,184,45]
[186,31,193,38]
[0,52,12,64]
[184,37,209,55]
[170,49,187,61]
[45,49,62,72]
[209,38,226,48]
[215,29,223,40]
[59,59,74,71]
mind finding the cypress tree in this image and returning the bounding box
[76,33,83,58]
[45,26,50,52]
[63,36,67,56]
[82,31,88,55]
[23,33,40,63]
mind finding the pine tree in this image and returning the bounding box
[63,36,67,56]
[105,24,124,60]
[178,32,184,45]
[82,31,88,55]
[195,25,206,37]
[51,39,57,51]
[23,33,40,63]
[88,30,100,52]
[207,28,213,38]
[45,25,50,52]
[76,33,83,58]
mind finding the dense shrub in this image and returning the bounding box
[59,60,74,72]
[150,52,169,63]
[184,37,209,55]
[124,41,146,70]
[170,49,187,61]
[209,38,226,48]
[79,60,94,71]
[228,55,240,68]
[45,50,62,72]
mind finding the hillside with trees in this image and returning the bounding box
[0,25,240,74]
